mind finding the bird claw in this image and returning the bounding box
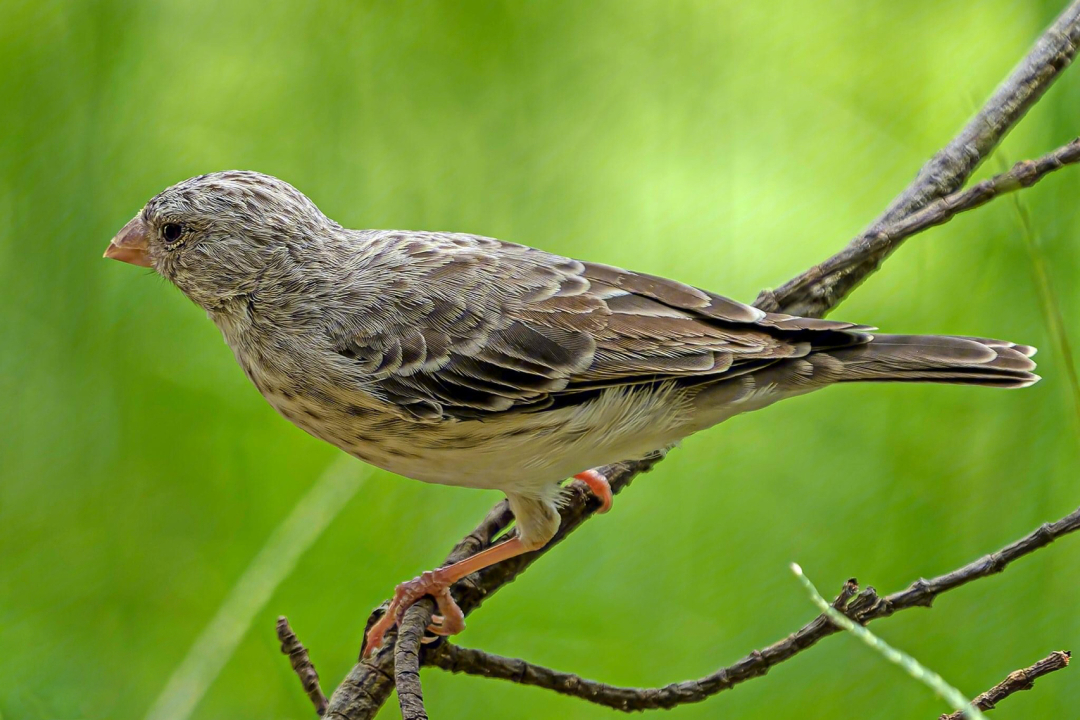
[575,469,612,513]
[363,569,465,657]
[427,606,465,637]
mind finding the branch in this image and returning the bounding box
[939,651,1071,720]
[756,137,1080,315]
[877,3,1080,226]
[394,602,434,720]
[422,509,1080,711]
[322,4,1080,717]
[756,0,1080,317]
[277,616,328,716]
[424,581,860,711]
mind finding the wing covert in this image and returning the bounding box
[329,232,869,420]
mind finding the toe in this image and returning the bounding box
[425,622,456,636]
[431,587,466,636]
[363,613,395,658]
[575,469,612,513]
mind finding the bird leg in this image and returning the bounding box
[363,536,532,657]
[575,469,612,513]
[362,469,613,657]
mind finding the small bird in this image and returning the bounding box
[104,171,1038,655]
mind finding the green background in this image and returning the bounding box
[2,1,1078,718]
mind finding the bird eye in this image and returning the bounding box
[162,223,183,243]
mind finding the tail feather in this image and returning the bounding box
[826,334,1039,389]
[961,336,1037,358]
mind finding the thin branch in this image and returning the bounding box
[422,508,1080,711]
[939,651,1071,720]
[277,616,328,716]
[757,137,1080,314]
[394,602,434,720]
[756,0,1080,318]
[792,564,987,720]
[876,1,1080,226]
[424,580,862,711]
[323,4,1080,716]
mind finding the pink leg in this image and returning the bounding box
[575,469,612,513]
[363,536,533,657]
[364,470,612,656]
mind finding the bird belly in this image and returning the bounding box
[264,379,696,498]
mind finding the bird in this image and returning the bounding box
[103,170,1039,655]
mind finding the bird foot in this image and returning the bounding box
[362,536,536,657]
[575,469,612,513]
[363,568,465,657]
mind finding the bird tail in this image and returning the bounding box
[684,333,1038,433]
[824,334,1039,388]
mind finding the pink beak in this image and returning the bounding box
[103,216,151,267]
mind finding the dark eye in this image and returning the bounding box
[162,223,183,243]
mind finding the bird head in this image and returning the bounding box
[104,171,334,311]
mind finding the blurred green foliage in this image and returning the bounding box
[2,1,1078,718]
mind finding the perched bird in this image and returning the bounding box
[104,171,1039,654]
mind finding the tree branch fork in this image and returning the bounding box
[276,3,1080,717]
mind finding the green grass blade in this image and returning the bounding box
[790,564,986,720]
[1010,196,1080,438]
[144,454,369,720]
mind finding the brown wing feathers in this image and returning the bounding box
[335,233,1035,420]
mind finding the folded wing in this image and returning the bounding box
[329,232,872,420]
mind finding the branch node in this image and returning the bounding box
[1036,521,1056,544]
[833,578,860,611]
[1014,158,1040,186]
[847,586,881,617]
[753,287,780,312]
[910,577,936,607]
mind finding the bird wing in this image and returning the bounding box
[329,232,870,420]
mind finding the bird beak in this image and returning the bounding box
[104,216,152,267]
